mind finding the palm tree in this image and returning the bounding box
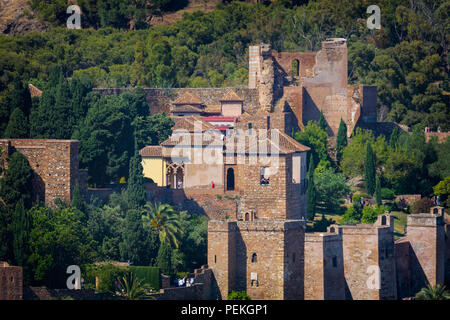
[415,284,450,300]
[118,272,146,300]
[142,202,183,248]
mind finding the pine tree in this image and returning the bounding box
[365,143,376,195]
[318,111,327,132]
[127,153,147,210]
[389,127,400,149]
[4,108,28,138]
[157,242,172,275]
[375,176,382,206]
[306,153,316,220]
[336,118,348,162]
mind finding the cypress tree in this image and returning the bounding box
[11,78,32,117]
[71,183,86,222]
[318,111,327,132]
[127,152,147,210]
[156,242,172,275]
[375,176,382,206]
[389,127,400,149]
[336,118,347,162]
[0,151,34,210]
[306,153,316,221]
[365,143,376,195]
[12,199,30,266]
[119,209,148,265]
[4,108,28,138]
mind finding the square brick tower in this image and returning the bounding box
[405,207,446,294]
[208,127,309,300]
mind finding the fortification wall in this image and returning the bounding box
[0,139,87,206]
[0,262,22,300]
[406,210,446,294]
[93,87,260,115]
[304,232,345,300]
[339,215,397,300]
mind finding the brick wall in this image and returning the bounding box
[304,232,345,300]
[93,87,260,115]
[405,210,446,294]
[0,262,22,300]
[0,139,87,207]
[338,214,397,300]
[208,220,304,300]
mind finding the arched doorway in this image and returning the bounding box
[226,168,235,191]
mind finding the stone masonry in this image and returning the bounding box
[0,139,88,207]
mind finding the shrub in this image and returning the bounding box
[411,197,434,214]
[227,291,251,300]
[341,206,361,225]
[381,188,395,200]
[129,266,160,291]
[84,264,128,293]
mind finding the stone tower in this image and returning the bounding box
[405,207,446,294]
[248,44,274,112]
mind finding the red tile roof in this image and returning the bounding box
[220,89,244,102]
[172,91,203,105]
[139,146,162,157]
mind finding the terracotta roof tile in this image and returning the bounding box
[220,89,244,102]
[170,105,203,113]
[139,146,162,157]
[171,116,217,132]
[172,91,203,105]
[203,105,221,114]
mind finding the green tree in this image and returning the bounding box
[70,183,86,214]
[118,272,146,300]
[415,284,450,300]
[389,127,400,149]
[4,108,28,138]
[143,202,182,248]
[27,206,96,287]
[336,118,347,163]
[294,121,330,168]
[341,128,388,178]
[72,93,134,186]
[340,206,361,225]
[314,166,349,211]
[364,143,376,195]
[0,151,34,210]
[375,176,382,206]
[156,242,172,275]
[306,154,316,220]
[318,110,327,132]
[119,209,151,265]
[11,199,30,268]
[433,176,450,208]
[127,153,147,210]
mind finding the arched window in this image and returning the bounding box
[251,253,257,263]
[291,59,300,77]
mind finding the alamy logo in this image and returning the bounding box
[66,265,81,290]
[367,5,381,30]
[67,5,81,29]
[366,265,381,290]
